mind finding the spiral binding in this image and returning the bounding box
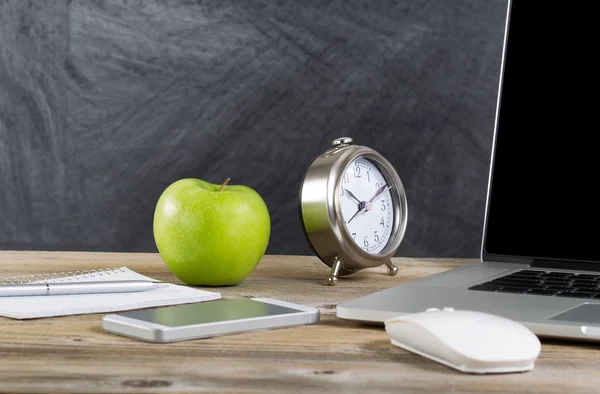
[0,267,126,285]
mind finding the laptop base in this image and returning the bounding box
[337,262,600,342]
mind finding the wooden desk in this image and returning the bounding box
[0,251,598,393]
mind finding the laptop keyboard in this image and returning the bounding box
[469,270,600,299]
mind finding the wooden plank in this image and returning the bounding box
[0,251,599,393]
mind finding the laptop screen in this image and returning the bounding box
[482,0,600,264]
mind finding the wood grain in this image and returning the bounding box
[1,251,598,394]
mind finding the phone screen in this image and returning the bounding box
[119,299,303,327]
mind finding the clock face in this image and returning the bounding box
[339,157,395,254]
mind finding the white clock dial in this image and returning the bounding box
[339,158,394,254]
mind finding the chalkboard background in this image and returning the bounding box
[0,1,506,256]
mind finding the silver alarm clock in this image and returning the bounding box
[299,137,408,285]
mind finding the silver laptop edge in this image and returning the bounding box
[480,0,512,263]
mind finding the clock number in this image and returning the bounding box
[374,231,379,242]
[380,218,384,227]
[381,200,386,211]
[343,173,349,184]
[352,233,356,240]
[367,171,370,182]
[354,166,361,178]
[375,182,380,188]
[363,236,369,247]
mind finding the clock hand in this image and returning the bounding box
[346,209,361,224]
[368,184,391,204]
[347,201,367,224]
[347,185,391,223]
[344,188,361,206]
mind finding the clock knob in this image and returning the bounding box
[332,137,353,147]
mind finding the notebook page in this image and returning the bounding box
[0,267,220,319]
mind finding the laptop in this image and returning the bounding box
[337,0,600,341]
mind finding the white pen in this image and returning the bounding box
[0,280,169,297]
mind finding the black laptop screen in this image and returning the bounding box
[483,1,600,263]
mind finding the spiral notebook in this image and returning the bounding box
[0,267,221,320]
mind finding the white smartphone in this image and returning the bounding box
[102,298,320,343]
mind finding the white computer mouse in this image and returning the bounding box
[384,308,541,374]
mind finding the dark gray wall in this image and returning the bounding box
[0,0,506,257]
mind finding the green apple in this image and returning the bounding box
[153,178,270,286]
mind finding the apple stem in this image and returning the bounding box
[219,178,231,191]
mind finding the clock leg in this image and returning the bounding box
[327,257,343,286]
[384,260,398,276]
